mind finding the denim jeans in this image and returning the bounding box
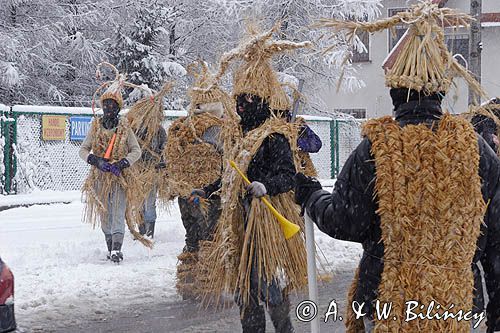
[143,187,157,224]
[100,184,126,249]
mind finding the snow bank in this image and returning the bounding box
[12,105,94,115]
[0,190,81,208]
[299,114,332,121]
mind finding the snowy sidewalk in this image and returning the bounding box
[0,195,362,332]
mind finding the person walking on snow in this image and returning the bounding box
[296,3,500,332]
[80,63,144,263]
[163,61,229,300]
[204,23,311,333]
[126,84,171,239]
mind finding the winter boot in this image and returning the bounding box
[240,303,266,333]
[110,242,123,263]
[145,222,155,238]
[105,234,112,260]
[176,251,199,300]
[138,223,146,236]
[268,296,294,333]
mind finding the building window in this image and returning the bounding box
[335,108,367,119]
[352,30,370,63]
[388,8,408,52]
[445,33,469,67]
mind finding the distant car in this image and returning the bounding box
[0,257,15,333]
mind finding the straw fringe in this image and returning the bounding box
[202,116,308,308]
[359,114,485,332]
[212,22,311,110]
[315,1,485,97]
[81,117,153,248]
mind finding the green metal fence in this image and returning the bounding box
[0,105,363,194]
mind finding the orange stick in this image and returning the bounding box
[103,133,117,160]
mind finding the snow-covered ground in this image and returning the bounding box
[0,194,362,331]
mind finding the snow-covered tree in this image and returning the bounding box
[0,0,382,114]
[110,1,186,102]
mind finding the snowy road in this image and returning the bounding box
[0,197,363,332]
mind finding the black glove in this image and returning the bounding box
[87,153,111,173]
[294,173,322,207]
[110,158,130,177]
[155,161,166,170]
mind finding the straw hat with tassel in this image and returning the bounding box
[315,1,486,98]
[212,21,311,111]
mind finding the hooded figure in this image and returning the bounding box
[80,62,144,263]
[202,23,312,333]
[296,3,500,333]
[162,61,229,300]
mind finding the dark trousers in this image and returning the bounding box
[237,197,294,333]
[237,263,294,333]
[178,196,221,252]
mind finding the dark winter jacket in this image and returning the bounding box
[236,94,296,197]
[472,114,498,152]
[247,134,296,196]
[302,99,500,331]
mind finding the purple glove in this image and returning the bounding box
[110,158,130,177]
[298,125,322,153]
[87,154,111,173]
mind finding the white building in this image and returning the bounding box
[321,0,500,119]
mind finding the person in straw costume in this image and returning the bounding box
[469,98,500,153]
[126,83,170,239]
[295,2,500,333]
[200,22,311,333]
[163,61,229,300]
[80,62,148,263]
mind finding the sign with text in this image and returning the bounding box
[42,115,67,141]
[70,116,92,141]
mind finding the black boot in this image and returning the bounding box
[146,222,155,238]
[240,303,266,333]
[138,223,146,236]
[105,234,112,260]
[268,296,294,333]
[110,241,123,263]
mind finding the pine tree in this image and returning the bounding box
[111,2,185,99]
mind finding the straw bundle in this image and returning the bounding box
[163,113,223,198]
[81,117,153,248]
[126,83,173,218]
[349,114,485,332]
[315,1,486,97]
[211,22,311,111]
[202,116,308,308]
[187,61,233,114]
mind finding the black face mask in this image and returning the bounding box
[390,88,445,111]
[236,94,270,132]
[102,99,120,129]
